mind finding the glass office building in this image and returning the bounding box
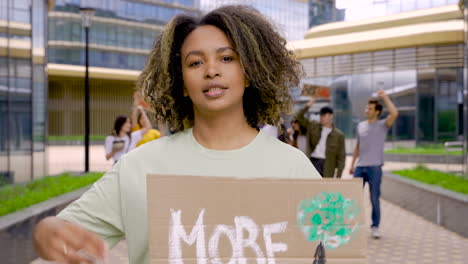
[291,2,465,146]
[201,0,309,41]
[49,0,199,70]
[47,0,200,138]
[0,0,48,183]
[308,0,344,28]
[338,0,459,21]
[301,45,464,143]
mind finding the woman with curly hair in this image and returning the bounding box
[33,5,321,263]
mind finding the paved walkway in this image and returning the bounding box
[33,145,468,263]
[46,145,464,176]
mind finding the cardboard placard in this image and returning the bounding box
[301,84,330,99]
[147,175,367,264]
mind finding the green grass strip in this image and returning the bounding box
[0,172,104,217]
[385,147,462,155]
[393,165,468,195]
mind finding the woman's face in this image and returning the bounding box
[292,121,300,131]
[180,25,246,118]
[122,118,132,133]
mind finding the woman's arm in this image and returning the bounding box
[137,106,152,136]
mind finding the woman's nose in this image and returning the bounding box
[205,62,221,79]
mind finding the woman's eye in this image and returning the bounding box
[189,61,202,67]
[222,56,233,62]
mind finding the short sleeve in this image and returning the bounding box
[378,118,389,132]
[355,123,360,144]
[104,136,113,155]
[57,162,125,248]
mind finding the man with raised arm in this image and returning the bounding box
[349,89,399,239]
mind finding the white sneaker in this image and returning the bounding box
[371,227,381,239]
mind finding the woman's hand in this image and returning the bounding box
[33,217,109,264]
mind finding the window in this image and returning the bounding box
[118,53,128,68]
[143,31,154,49]
[12,9,29,23]
[159,7,174,23]
[108,26,117,46]
[55,20,67,41]
[0,57,7,77]
[71,21,81,42]
[16,59,31,79]
[96,23,107,45]
[132,30,143,49]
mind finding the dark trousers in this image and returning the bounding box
[310,157,325,176]
[353,166,382,227]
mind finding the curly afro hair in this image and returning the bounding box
[136,5,303,131]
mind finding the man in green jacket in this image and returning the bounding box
[295,96,346,178]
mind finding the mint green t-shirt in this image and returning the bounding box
[58,128,321,263]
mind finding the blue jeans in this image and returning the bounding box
[354,166,382,228]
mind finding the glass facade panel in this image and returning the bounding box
[337,0,460,22]
[299,44,463,144]
[309,0,345,28]
[0,0,6,21]
[417,69,436,142]
[48,48,147,70]
[0,0,31,23]
[1,0,47,183]
[53,0,199,24]
[49,18,162,51]
[48,0,197,75]
[202,0,308,41]
[436,68,459,141]
[350,73,372,122]
[330,75,353,137]
[393,69,417,140]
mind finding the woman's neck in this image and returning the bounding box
[118,131,128,137]
[192,110,258,151]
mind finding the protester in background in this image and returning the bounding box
[130,105,164,147]
[33,6,321,264]
[349,89,399,239]
[277,123,291,144]
[290,119,307,154]
[295,95,346,178]
[132,90,168,143]
[104,106,151,163]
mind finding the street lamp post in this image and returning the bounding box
[80,7,95,173]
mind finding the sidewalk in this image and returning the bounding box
[46,145,464,177]
[33,146,468,264]
[47,145,113,175]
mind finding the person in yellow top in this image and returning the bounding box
[131,93,166,147]
[131,111,160,147]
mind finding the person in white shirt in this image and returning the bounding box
[104,106,151,163]
[290,119,307,154]
[33,5,321,264]
[295,96,346,178]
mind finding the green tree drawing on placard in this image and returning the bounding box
[297,192,361,249]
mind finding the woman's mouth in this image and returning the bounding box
[203,87,226,98]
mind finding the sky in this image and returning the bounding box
[336,0,374,9]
